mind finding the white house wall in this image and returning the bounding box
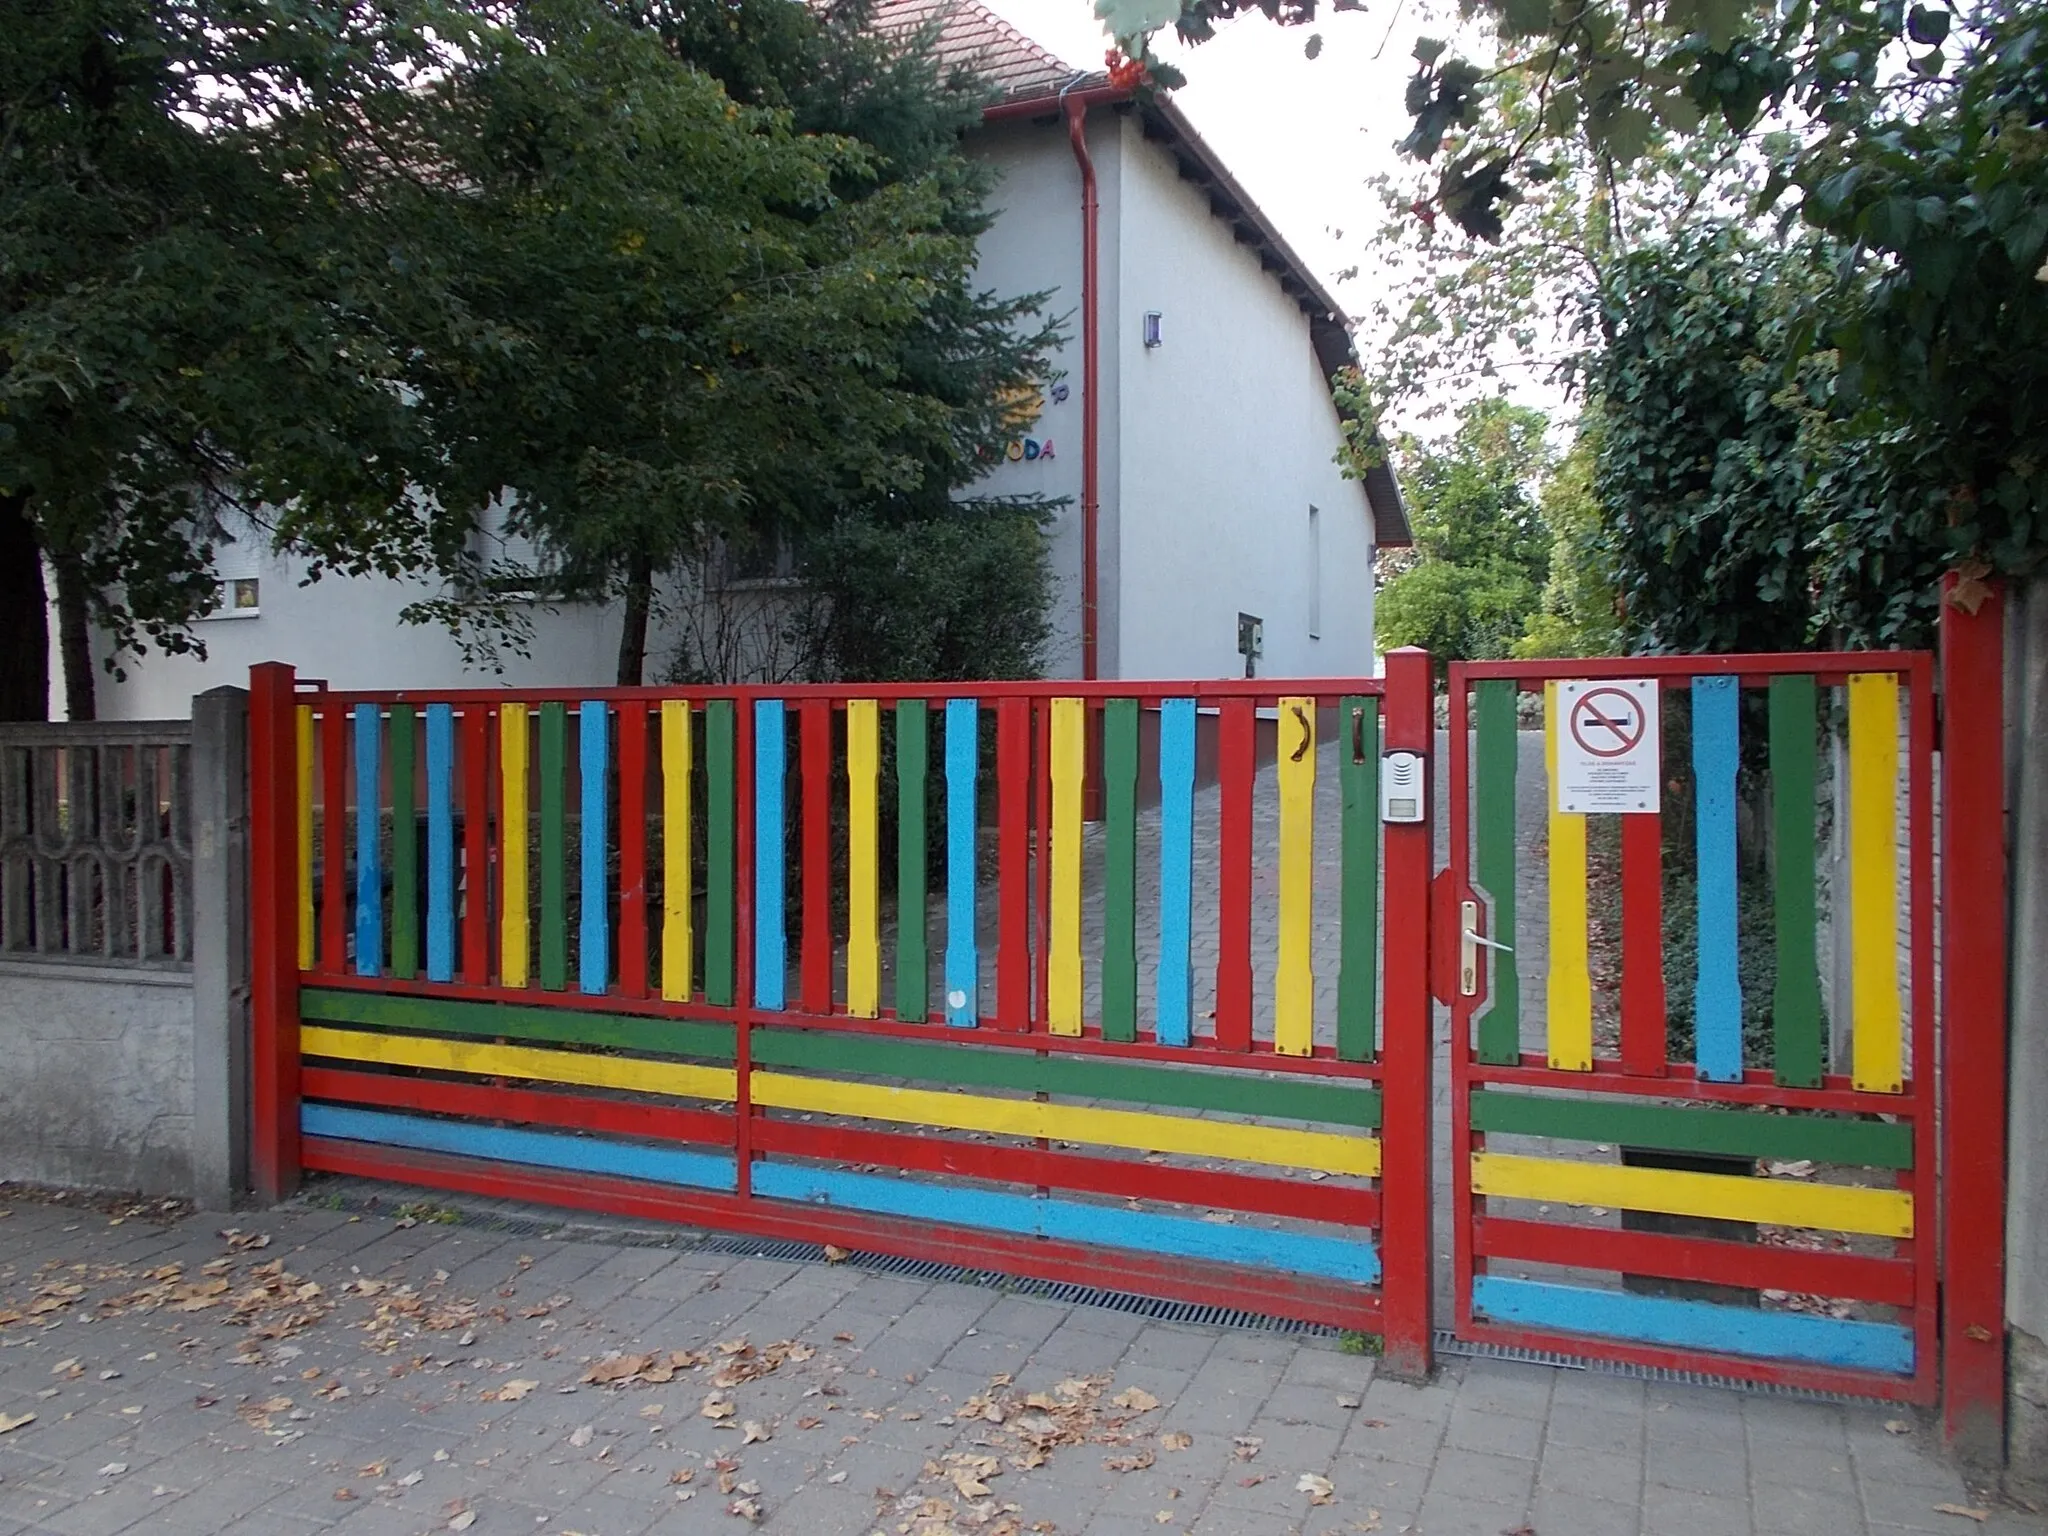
[964,113,1123,681]
[85,546,676,720]
[1108,113,1375,683]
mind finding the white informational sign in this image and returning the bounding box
[1555,679,1661,814]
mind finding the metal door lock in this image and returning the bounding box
[1458,899,1513,997]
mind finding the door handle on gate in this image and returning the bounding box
[1458,899,1513,997]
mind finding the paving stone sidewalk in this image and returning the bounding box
[0,1194,2035,1536]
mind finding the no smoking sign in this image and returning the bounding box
[1555,679,1661,813]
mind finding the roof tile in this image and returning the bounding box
[868,0,1105,102]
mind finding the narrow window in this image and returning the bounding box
[1307,504,1322,640]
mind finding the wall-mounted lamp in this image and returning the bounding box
[1143,311,1164,349]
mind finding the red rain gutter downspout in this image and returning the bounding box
[1063,90,1102,684]
[982,86,1126,682]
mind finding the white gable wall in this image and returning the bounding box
[962,113,1122,681]
[1108,113,1375,682]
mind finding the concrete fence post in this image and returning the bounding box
[190,686,250,1210]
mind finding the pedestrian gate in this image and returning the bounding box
[1444,655,1936,1403]
[246,633,1990,1414]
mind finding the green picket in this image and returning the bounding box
[539,701,567,991]
[1337,695,1380,1061]
[895,700,928,1022]
[705,700,736,1007]
[1475,679,1521,1063]
[1771,675,1824,1085]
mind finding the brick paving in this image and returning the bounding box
[0,1196,2035,1536]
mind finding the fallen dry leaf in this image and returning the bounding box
[1107,1450,1157,1473]
[447,1511,477,1532]
[824,1245,850,1263]
[96,1462,128,1477]
[485,1379,538,1402]
[333,1488,358,1502]
[1114,1387,1161,1413]
[1233,1436,1263,1461]
[742,1421,771,1444]
[796,1416,823,1430]
[1934,1505,1991,1523]
[569,1425,594,1448]
[585,1353,653,1385]
[1297,1473,1335,1505]
[0,1413,36,1435]
[728,1495,763,1521]
[1161,1431,1193,1451]
[702,1397,735,1420]
[1884,1419,1914,1435]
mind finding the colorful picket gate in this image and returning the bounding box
[247,663,1438,1357]
[1444,653,1937,1401]
[243,626,2002,1415]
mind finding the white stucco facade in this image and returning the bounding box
[956,102,1376,685]
[84,99,1383,719]
[1106,111,1374,681]
[85,542,671,719]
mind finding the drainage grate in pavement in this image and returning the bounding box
[1433,1328,1859,1403]
[693,1230,1343,1336]
[294,1176,1342,1338]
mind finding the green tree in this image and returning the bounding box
[1793,7,2048,593]
[1101,0,2048,622]
[1,0,1057,715]
[1589,226,1944,654]
[1513,426,1621,658]
[0,0,486,718]
[1373,397,1552,669]
[448,0,1061,684]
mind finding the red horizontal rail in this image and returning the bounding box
[290,678,1390,708]
[1451,651,1930,686]
[755,1118,1380,1228]
[296,974,1385,1079]
[1470,1058,1921,1116]
[300,1138,1385,1332]
[1476,1216,1916,1308]
[1454,1316,1931,1404]
[300,1066,734,1149]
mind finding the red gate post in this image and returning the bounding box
[1379,645,1435,1379]
[1940,574,2009,1459]
[249,662,304,1204]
